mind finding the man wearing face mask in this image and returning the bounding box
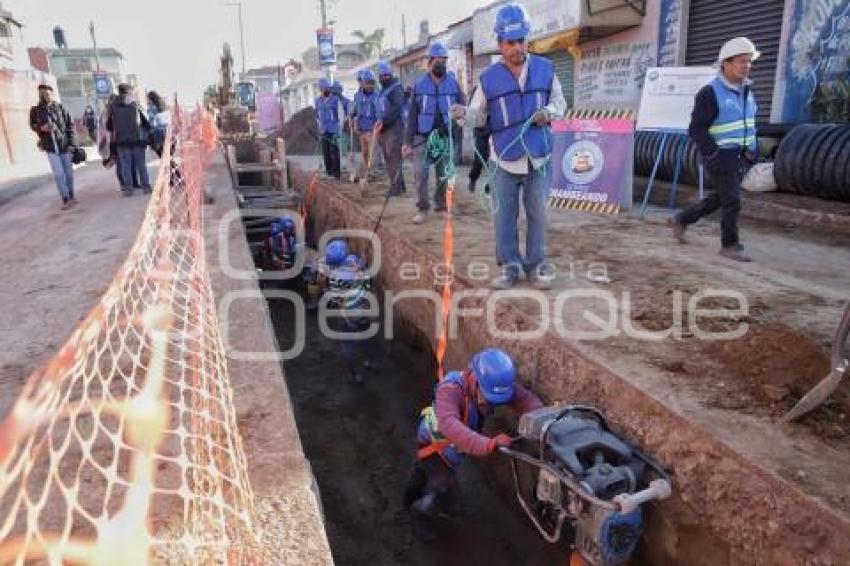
[349,69,380,181]
[404,42,465,224]
[452,3,566,290]
[374,61,407,196]
[315,77,342,179]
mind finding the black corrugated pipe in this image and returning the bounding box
[774,124,850,202]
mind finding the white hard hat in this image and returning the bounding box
[718,37,760,63]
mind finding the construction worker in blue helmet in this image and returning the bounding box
[404,41,466,225]
[350,68,380,182]
[323,239,379,383]
[266,216,297,271]
[453,3,567,290]
[404,348,543,540]
[315,77,343,179]
[374,60,407,197]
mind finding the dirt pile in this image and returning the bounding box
[280,107,318,155]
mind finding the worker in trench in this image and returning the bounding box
[451,3,567,290]
[404,348,543,541]
[320,239,380,384]
[667,37,760,263]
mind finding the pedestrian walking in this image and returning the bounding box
[107,83,152,196]
[29,84,77,209]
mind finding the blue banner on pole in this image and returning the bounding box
[92,71,112,98]
[316,28,336,65]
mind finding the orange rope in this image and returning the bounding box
[435,181,455,381]
[299,171,320,234]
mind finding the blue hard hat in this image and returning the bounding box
[280,217,296,234]
[318,77,331,90]
[360,68,376,82]
[377,60,392,77]
[269,221,282,235]
[427,41,449,59]
[325,239,349,266]
[471,348,516,405]
[493,3,531,41]
[344,253,361,268]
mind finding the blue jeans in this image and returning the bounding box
[491,164,549,277]
[412,134,450,212]
[46,151,74,201]
[118,146,150,190]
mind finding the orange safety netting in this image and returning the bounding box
[0,103,260,564]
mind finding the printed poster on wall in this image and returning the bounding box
[636,67,715,132]
[256,91,282,133]
[549,117,635,215]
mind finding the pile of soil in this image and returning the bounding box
[280,107,319,155]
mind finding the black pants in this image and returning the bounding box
[403,454,459,539]
[321,133,341,178]
[469,131,490,184]
[677,149,747,248]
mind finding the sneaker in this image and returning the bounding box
[362,360,380,372]
[719,246,752,262]
[122,187,134,197]
[667,217,687,244]
[68,197,78,207]
[60,201,71,210]
[412,212,426,224]
[142,185,152,194]
[491,273,518,290]
[529,270,554,290]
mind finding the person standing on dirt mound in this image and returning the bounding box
[404,348,543,541]
[451,3,567,290]
[315,78,343,179]
[668,37,760,263]
[404,41,465,225]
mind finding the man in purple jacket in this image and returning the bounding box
[404,348,543,540]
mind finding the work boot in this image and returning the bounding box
[410,494,439,542]
[412,211,426,224]
[490,273,517,290]
[667,216,687,244]
[719,245,752,262]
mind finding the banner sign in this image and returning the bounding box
[636,66,715,132]
[316,28,336,65]
[549,117,635,214]
[92,71,112,98]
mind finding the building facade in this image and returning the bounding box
[46,47,130,119]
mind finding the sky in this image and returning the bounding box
[7,0,490,102]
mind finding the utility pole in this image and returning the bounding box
[89,22,102,112]
[319,0,327,28]
[224,2,246,78]
[402,14,407,49]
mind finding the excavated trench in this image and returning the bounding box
[272,162,850,566]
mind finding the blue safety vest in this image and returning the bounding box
[708,77,758,153]
[354,90,379,132]
[377,80,401,120]
[416,371,482,468]
[315,94,342,135]
[413,73,462,136]
[480,54,554,161]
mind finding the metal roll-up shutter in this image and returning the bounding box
[685,0,784,123]
[545,49,575,107]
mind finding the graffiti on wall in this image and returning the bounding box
[575,42,655,109]
[657,0,683,67]
[782,0,850,122]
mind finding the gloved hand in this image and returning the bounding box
[450,104,467,120]
[373,120,384,135]
[532,108,551,126]
[487,433,513,453]
[743,150,758,165]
